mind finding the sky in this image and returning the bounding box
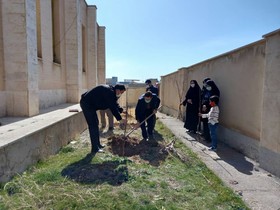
[86,0,280,82]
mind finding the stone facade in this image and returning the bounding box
[160,29,280,177]
[0,0,105,117]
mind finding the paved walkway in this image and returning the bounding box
[157,112,280,210]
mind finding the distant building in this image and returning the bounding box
[106,77,145,86]
[124,79,140,83]
[106,77,118,85]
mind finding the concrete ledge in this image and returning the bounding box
[0,104,87,183]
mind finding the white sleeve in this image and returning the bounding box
[201,114,208,118]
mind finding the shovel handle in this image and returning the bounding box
[125,105,162,137]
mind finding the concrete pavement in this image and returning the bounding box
[157,112,280,210]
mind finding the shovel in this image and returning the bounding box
[125,105,162,138]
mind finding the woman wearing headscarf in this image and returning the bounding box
[180,80,201,133]
[205,80,220,98]
[198,78,211,132]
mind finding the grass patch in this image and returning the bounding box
[0,121,249,210]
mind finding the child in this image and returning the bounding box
[200,95,219,151]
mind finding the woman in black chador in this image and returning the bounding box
[181,80,201,133]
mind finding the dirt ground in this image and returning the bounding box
[63,113,173,184]
[77,113,169,165]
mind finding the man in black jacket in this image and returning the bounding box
[145,79,159,96]
[80,84,127,153]
[135,91,160,141]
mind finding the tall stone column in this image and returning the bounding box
[0,2,4,92]
[2,0,38,116]
[0,2,5,116]
[64,0,82,103]
[260,29,280,177]
[97,26,106,85]
[86,6,97,89]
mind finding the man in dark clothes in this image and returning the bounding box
[80,84,127,153]
[135,91,160,141]
[145,79,159,96]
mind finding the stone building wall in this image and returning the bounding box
[1,0,38,117]
[0,2,5,116]
[0,0,105,117]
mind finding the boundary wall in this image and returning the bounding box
[160,29,280,177]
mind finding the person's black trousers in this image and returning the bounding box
[202,119,211,142]
[80,99,101,152]
[140,114,155,139]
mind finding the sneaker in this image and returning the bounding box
[196,131,203,135]
[208,147,217,151]
[98,144,106,149]
[91,148,104,154]
[96,149,104,153]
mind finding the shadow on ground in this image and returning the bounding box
[184,132,254,175]
[216,147,254,175]
[61,154,130,185]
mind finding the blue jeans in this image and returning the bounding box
[208,123,218,149]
